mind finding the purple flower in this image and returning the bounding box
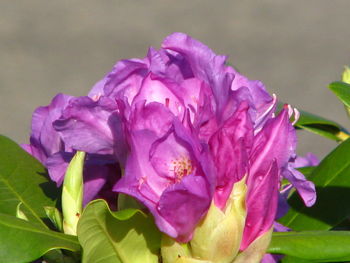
[52,32,316,249]
[23,94,120,205]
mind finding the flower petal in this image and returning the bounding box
[158,174,211,242]
[242,161,279,250]
[54,96,125,158]
[282,166,316,207]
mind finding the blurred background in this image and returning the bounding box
[1,0,350,158]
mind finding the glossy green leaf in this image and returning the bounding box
[329,81,350,118]
[0,212,80,263]
[268,231,350,262]
[42,250,76,263]
[277,104,348,141]
[117,193,144,211]
[45,206,63,232]
[77,199,161,263]
[280,138,350,230]
[295,109,349,141]
[329,81,350,108]
[0,135,59,228]
[16,202,29,221]
[281,256,310,263]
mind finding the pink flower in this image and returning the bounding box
[52,33,315,248]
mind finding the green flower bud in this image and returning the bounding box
[190,176,247,263]
[342,65,350,84]
[340,65,350,120]
[62,151,85,235]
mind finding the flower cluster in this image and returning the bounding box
[23,33,315,261]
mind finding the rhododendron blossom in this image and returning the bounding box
[24,33,316,258]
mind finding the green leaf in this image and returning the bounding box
[279,138,350,230]
[295,109,349,141]
[117,193,145,211]
[281,256,310,263]
[77,199,161,263]
[268,231,350,262]
[277,103,349,141]
[16,202,29,221]
[42,249,79,263]
[45,206,63,232]
[0,212,80,263]
[329,81,350,108]
[0,135,59,228]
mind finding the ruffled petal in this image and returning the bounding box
[294,152,320,168]
[282,166,316,207]
[162,32,233,115]
[54,96,125,158]
[29,94,72,160]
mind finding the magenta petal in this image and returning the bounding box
[209,102,253,209]
[249,109,295,181]
[158,174,211,242]
[241,161,279,250]
[250,107,316,207]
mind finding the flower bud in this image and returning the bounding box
[189,176,247,263]
[62,151,85,235]
[341,66,350,120]
[342,65,350,84]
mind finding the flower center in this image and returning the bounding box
[169,156,193,182]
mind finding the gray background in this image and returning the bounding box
[1,1,350,158]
